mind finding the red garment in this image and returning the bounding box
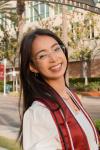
[35,90,98,150]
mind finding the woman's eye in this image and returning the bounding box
[39,54,47,59]
[54,47,61,51]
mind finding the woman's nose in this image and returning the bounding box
[48,51,58,62]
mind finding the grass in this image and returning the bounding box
[95,120,100,131]
[0,136,22,150]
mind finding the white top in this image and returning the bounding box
[64,99,98,150]
[23,101,62,150]
[23,101,98,150]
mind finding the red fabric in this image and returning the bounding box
[54,92,90,150]
[36,95,91,150]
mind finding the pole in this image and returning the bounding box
[3,58,7,95]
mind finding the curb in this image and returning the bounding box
[80,95,100,99]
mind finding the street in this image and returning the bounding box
[0,94,100,139]
[0,94,20,139]
[80,95,100,120]
[0,95,20,127]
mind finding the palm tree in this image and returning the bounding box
[0,0,25,51]
[62,5,69,85]
[16,0,25,47]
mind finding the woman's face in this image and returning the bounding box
[30,35,67,83]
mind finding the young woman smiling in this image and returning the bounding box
[19,28,99,150]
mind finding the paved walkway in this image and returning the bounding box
[0,148,8,150]
[0,125,19,139]
[0,94,20,149]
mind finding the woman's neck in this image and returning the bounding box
[45,77,67,97]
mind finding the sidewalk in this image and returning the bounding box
[0,93,20,140]
[0,125,19,150]
[0,125,19,140]
[0,146,8,149]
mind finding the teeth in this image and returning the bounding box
[50,64,61,70]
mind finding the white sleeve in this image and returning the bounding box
[23,101,62,150]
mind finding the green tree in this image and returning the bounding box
[0,1,19,91]
[68,12,100,85]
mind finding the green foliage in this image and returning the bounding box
[87,82,100,91]
[0,2,18,64]
[0,136,22,150]
[0,81,3,92]
[95,120,100,131]
[68,12,100,62]
[69,78,100,91]
[70,47,91,61]
[70,77,100,83]
[0,81,13,92]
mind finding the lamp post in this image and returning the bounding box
[12,69,16,92]
[3,58,7,95]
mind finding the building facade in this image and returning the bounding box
[0,1,100,79]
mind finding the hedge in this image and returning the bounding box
[69,77,100,92]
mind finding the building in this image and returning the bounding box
[0,1,100,80]
[23,1,100,78]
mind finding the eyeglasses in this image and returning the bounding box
[34,45,66,61]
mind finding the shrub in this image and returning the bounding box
[0,81,13,92]
[69,77,100,92]
[0,81,3,92]
[95,120,100,132]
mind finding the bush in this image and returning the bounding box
[0,81,3,92]
[69,77,100,92]
[70,82,85,91]
[0,81,13,92]
[95,120,100,132]
[88,82,100,91]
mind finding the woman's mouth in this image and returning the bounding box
[49,63,62,71]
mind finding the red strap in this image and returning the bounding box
[35,98,72,150]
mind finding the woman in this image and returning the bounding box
[19,28,99,150]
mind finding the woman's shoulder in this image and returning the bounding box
[31,100,49,111]
[23,100,51,123]
[25,100,49,114]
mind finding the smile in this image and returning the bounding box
[49,63,62,71]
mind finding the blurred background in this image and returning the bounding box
[0,0,100,149]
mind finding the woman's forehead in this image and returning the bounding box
[32,35,58,54]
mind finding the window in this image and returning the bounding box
[45,3,49,17]
[54,4,62,15]
[34,2,39,21]
[30,2,34,22]
[40,3,45,19]
[67,6,74,11]
[32,2,49,21]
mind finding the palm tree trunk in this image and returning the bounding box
[62,5,69,86]
[16,0,25,53]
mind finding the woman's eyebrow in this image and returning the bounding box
[34,50,46,57]
[34,43,59,57]
[51,43,59,48]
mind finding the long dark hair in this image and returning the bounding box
[18,28,68,145]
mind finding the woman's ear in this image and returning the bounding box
[29,64,39,73]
